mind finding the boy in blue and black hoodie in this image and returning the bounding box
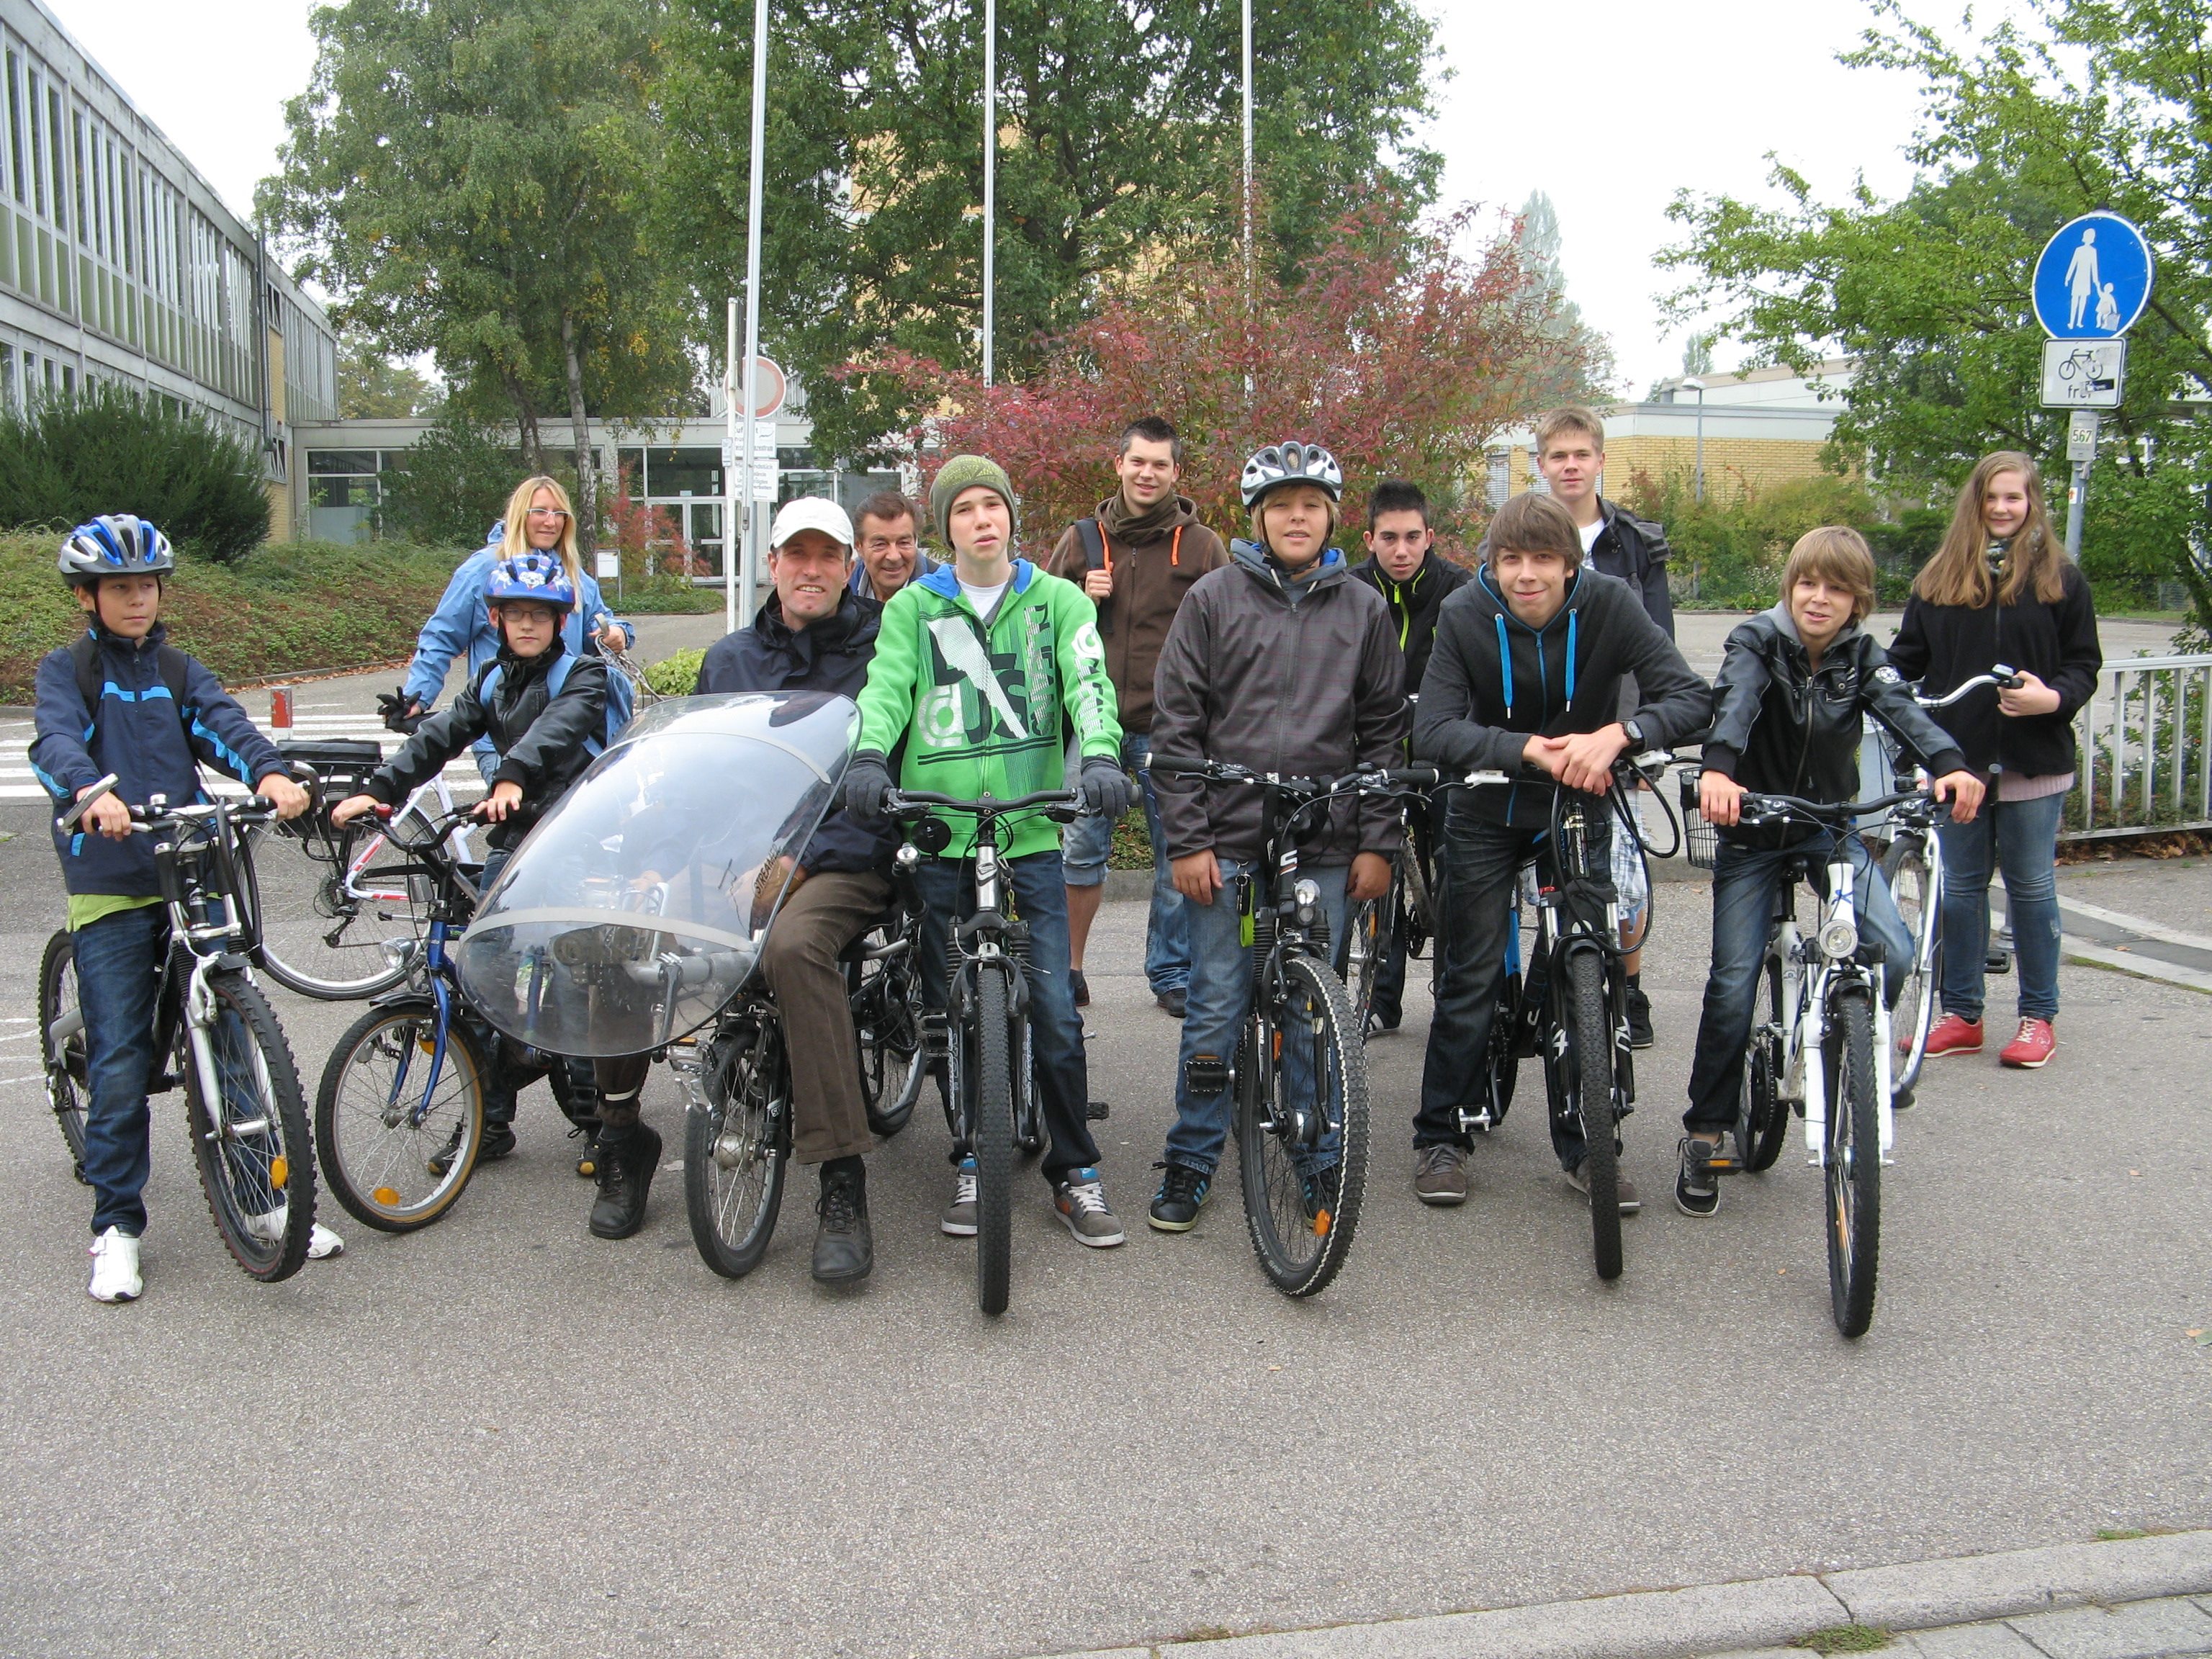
[31,516,314,1304]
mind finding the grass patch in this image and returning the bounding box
[1793,1627,1892,1653]
[602,580,720,615]
[0,530,474,703]
[2096,1527,2151,1541]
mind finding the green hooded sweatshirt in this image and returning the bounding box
[855,557,1123,860]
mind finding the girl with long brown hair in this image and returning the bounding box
[1887,451,2103,1070]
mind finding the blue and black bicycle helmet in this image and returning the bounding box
[58,515,175,586]
[485,550,577,612]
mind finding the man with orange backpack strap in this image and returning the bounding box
[1045,416,1228,1020]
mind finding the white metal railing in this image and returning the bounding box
[2070,653,2212,840]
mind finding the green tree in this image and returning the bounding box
[336,328,435,420]
[657,0,1444,461]
[261,0,696,551]
[1661,0,2212,628]
[376,400,521,549]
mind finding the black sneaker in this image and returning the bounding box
[1155,987,1189,1019]
[811,1161,873,1284]
[428,1120,512,1178]
[1626,982,1655,1050]
[1070,968,1091,1008]
[1676,1133,1723,1218]
[1147,1161,1210,1231]
[588,1122,662,1239]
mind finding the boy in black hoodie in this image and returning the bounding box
[1411,493,1708,1211]
[1680,528,1982,1216]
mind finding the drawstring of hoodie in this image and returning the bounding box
[1494,614,1514,716]
[1565,609,1577,712]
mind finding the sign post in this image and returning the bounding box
[2033,210,2154,561]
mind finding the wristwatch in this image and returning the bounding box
[1622,719,1647,750]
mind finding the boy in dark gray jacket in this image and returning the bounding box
[1145,439,1407,1232]
[1411,492,1709,1211]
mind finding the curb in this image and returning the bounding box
[1031,1530,2212,1659]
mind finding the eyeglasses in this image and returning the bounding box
[526,507,570,521]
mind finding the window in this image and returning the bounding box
[47,86,64,230]
[1,343,13,410]
[6,53,22,203]
[639,446,722,498]
[71,110,86,244]
[24,68,41,215]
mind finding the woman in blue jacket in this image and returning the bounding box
[397,475,634,781]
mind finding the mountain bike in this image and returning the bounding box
[1154,761,1438,1296]
[1452,752,1681,1282]
[1718,784,1930,1337]
[680,853,931,1280]
[884,787,1077,1316]
[240,739,475,1001]
[1877,666,2022,1095]
[43,778,318,1281]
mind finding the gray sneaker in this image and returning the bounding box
[1413,1143,1469,1206]
[940,1156,979,1236]
[1565,1160,1642,1213]
[1053,1169,1125,1247]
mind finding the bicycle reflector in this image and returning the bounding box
[1292,878,1322,927]
[1819,917,1860,961]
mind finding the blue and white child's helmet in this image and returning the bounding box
[485,550,577,612]
[58,515,175,585]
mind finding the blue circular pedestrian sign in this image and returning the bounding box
[2033,212,2154,339]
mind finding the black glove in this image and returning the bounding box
[378,686,424,734]
[1079,757,1135,821]
[841,752,896,819]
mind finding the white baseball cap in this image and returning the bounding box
[770,495,855,552]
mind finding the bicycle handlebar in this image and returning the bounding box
[1917,664,2023,707]
[1149,760,1442,796]
[1735,786,1932,824]
[57,774,279,837]
[884,787,1082,819]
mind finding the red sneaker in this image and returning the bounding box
[1923,1014,1984,1058]
[1999,1017,2056,1069]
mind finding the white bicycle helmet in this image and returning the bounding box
[58,515,175,585]
[1240,440,1344,510]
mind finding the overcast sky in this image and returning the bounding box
[50,0,1963,397]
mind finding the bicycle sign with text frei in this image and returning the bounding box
[2033,212,2153,410]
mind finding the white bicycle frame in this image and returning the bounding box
[343,775,475,912]
[1775,850,1897,1166]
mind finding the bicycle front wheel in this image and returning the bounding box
[1881,835,1939,1095]
[240,818,427,1000]
[181,970,315,1281]
[850,946,924,1139]
[38,931,90,1183]
[973,966,1016,1316]
[684,1014,790,1280]
[317,998,487,1232]
[1238,953,1370,1298]
[1824,986,1881,1337]
[1341,877,1398,1034]
[1565,950,1622,1281]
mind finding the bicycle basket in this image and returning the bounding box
[1686,817,1719,871]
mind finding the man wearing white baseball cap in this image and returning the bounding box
[693,493,896,1284]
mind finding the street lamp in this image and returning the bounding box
[981,0,995,386]
[1681,375,1708,503]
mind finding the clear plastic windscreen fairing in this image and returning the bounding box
[455,692,855,1058]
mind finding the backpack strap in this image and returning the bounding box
[70,632,194,743]
[479,652,603,760]
[1075,517,1113,636]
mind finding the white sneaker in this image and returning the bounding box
[940,1156,979,1236]
[87,1227,143,1303]
[307,1223,345,1260]
[246,1205,287,1244]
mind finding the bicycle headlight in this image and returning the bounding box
[1292,878,1322,927]
[1819,917,1860,961]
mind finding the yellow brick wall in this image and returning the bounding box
[1498,436,1840,504]
[264,480,292,543]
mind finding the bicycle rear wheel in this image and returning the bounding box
[1238,953,1369,1297]
[850,945,924,1138]
[181,970,315,1281]
[1824,986,1881,1337]
[973,966,1015,1316]
[1565,950,1622,1281]
[1881,835,1938,1095]
[38,931,90,1184]
[1341,875,1398,1033]
[316,998,487,1232]
[240,817,429,1000]
[1737,949,1790,1172]
[684,1012,790,1280]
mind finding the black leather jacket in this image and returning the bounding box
[1704,605,1965,848]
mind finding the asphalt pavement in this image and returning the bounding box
[0,614,2206,1659]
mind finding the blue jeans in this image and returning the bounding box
[73,904,171,1236]
[912,849,1100,1186]
[1683,832,1912,1132]
[1061,732,1190,994]
[1935,790,2064,1022]
[1164,857,1351,1176]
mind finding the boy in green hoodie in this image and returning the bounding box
[842,455,1133,1248]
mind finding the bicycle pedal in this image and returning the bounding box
[1697,1154,1744,1174]
[1086,1100,1110,1121]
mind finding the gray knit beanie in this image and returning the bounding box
[928,454,1018,545]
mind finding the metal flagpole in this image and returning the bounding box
[737,0,770,628]
[981,0,996,386]
[1241,0,1254,404]
[724,297,739,635]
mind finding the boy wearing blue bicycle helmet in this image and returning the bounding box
[333,552,612,1201]
[32,516,316,1303]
